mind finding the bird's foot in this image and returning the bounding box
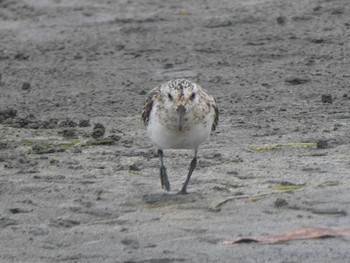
[177,188,188,195]
[160,166,170,191]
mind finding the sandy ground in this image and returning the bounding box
[1,0,350,262]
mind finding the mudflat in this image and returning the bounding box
[0,0,349,262]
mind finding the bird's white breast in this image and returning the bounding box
[147,107,214,150]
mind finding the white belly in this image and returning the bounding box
[147,114,213,150]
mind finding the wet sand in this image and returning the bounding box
[0,0,350,262]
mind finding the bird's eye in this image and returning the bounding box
[168,93,173,100]
[190,92,196,101]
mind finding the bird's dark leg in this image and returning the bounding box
[178,148,198,195]
[158,149,170,191]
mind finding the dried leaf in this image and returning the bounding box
[249,142,317,152]
[222,226,350,244]
[177,11,191,16]
[276,184,304,191]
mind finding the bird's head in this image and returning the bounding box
[160,79,199,131]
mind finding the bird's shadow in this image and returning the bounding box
[142,192,201,208]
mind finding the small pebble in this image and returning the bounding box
[14,53,29,60]
[61,128,77,139]
[317,140,329,149]
[79,119,90,127]
[274,198,288,208]
[92,123,106,138]
[22,82,31,90]
[321,94,333,104]
[284,76,311,85]
[276,16,286,25]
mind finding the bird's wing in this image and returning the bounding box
[141,86,160,126]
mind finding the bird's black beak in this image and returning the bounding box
[176,104,186,131]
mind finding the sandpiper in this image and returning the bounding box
[142,79,218,194]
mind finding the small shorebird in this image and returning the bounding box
[142,79,218,194]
